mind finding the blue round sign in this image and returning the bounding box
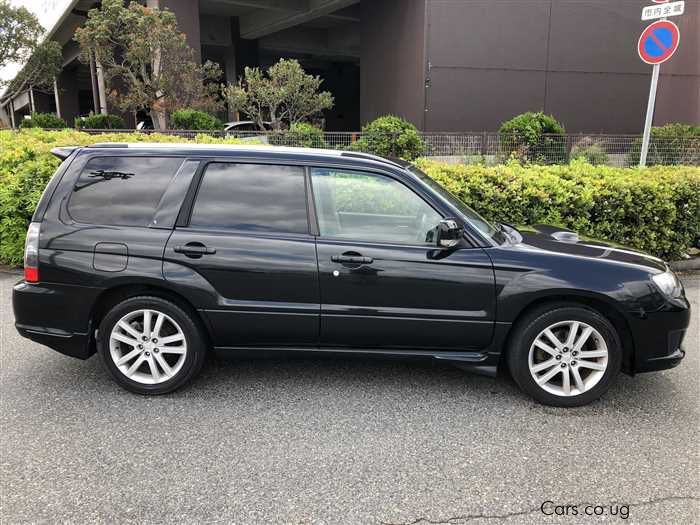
[638,20,680,65]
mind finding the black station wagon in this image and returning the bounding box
[13,144,690,406]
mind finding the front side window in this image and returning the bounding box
[69,156,183,226]
[189,163,308,234]
[310,168,442,244]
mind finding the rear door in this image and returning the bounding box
[163,161,319,348]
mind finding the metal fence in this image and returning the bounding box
[74,129,700,166]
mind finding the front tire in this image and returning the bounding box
[507,304,622,407]
[97,296,207,395]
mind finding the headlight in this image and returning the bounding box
[652,270,683,298]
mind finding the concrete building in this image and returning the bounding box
[1,0,698,132]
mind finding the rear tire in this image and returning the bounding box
[507,304,622,407]
[97,296,207,395]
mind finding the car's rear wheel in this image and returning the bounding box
[507,304,622,407]
[97,296,206,394]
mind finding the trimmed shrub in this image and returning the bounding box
[75,113,126,129]
[416,158,700,261]
[350,115,425,160]
[626,123,700,166]
[270,123,326,148]
[499,112,566,164]
[570,137,609,166]
[19,112,67,129]
[0,129,249,266]
[170,109,222,131]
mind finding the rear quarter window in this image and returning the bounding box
[68,156,183,226]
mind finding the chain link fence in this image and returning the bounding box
[76,129,700,166]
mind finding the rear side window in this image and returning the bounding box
[68,156,183,226]
[189,163,308,234]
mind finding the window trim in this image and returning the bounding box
[66,155,185,228]
[308,166,448,248]
[179,160,313,236]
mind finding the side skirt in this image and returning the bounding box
[212,345,500,377]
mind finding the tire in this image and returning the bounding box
[97,296,207,395]
[507,304,622,407]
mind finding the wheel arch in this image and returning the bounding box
[88,283,213,354]
[498,293,635,375]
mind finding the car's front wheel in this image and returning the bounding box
[507,304,622,407]
[97,296,207,394]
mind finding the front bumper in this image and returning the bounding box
[629,299,690,373]
[13,280,97,360]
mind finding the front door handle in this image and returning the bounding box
[174,242,216,258]
[331,253,373,266]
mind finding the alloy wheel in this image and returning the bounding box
[109,309,188,385]
[528,320,608,397]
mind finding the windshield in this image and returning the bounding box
[410,166,504,243]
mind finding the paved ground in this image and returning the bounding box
[1,270,698,525]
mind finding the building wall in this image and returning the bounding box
[360,0,427,127]
[423,0,699,132]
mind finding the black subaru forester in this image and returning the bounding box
[13,143,690,406]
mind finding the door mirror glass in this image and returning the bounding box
[435,219,464,248]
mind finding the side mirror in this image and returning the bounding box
[436,219,464,248]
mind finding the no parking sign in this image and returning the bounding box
[637,19,680,65]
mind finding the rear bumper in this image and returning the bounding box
[13,280,97,360]
[629,299,690,373]
[15,324,92,360]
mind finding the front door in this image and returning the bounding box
[163,162,319,348]
[310,167,495,351]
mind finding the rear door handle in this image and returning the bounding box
[174,242,216,258]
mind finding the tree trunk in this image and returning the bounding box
[150,109,167,130]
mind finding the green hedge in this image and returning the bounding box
[416,158,700,261]
[270,123,326,148]
[171,109,222,131]
[75,113,126,129]
[499,112,566,164]
[0,129,250,266]
[626,124,700,166]
[349,115,425,160]
[19,112,67,129]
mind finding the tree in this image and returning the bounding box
[74,0,221,129]
[0,0,43,75]
[223,59,333,130]
[8,41,62,97]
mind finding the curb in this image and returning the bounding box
[0,264,22,275]
[669,257,700,273]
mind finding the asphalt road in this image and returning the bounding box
[1,270,698,525]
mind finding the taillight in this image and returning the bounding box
[24,222,41,283]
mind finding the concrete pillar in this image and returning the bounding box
[53,77,62,119]
[95,60,108,115]
[10,99,16,128]
[89,55,100,114]
[148,0,201,63]
[29,87,36,113]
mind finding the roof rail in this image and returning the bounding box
[340,151,403,168]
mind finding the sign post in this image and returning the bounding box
[636,9,681,166]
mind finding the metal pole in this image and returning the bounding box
[639,63,660,167]
[53,77,62,119]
